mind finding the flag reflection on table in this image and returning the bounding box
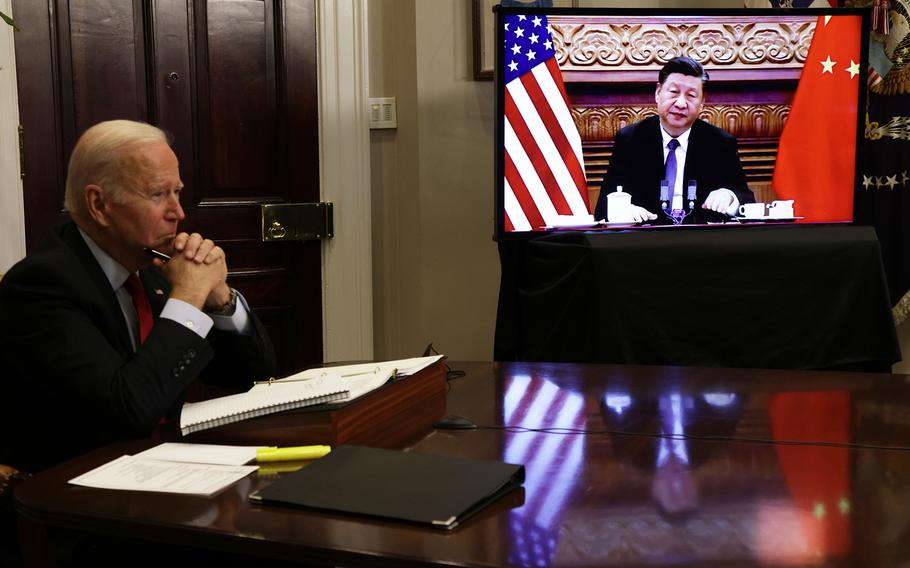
[503,373,586,567]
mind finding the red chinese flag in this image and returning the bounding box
[772,15,862,223]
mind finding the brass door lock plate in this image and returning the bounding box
[261,202,334,242]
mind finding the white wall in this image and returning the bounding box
[0,0,25,273]
[369,0,499,361]
[412,1,500,359]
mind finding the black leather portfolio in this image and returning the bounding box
[249,444,525,530]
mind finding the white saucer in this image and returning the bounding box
[736,216,802,222]
[543,221,600,229]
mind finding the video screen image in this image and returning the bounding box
[496,9,867,236]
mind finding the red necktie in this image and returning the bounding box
[124,273,153,345]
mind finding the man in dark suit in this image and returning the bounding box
[0,120,276,472]
[593,57,753,225]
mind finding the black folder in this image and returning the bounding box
[249,445,525,530]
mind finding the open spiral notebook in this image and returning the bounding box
[178,355,445,436]
[179,374,349,435]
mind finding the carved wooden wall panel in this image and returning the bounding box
[551,15,816,80]
[573,103,791,142]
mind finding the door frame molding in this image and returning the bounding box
[0,0,25,272]
[317,0,374,362]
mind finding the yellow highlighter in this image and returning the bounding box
[256,445,332,463]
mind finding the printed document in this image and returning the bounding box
[69,453,258,496]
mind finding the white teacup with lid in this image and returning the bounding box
[607,186,633,223]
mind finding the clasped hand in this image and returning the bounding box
[157,232,231,311]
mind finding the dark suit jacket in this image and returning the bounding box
[593,116,753,224]
[0,222,276,472]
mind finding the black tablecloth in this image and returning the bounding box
[495,225,901,371]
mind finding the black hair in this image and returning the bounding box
[658,56,709,84]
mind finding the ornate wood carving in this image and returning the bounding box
[572,104,791,142]
[549,15,817,76]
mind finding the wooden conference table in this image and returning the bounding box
[16,361,910,567]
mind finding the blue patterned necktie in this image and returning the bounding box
[665,138,684,222]
[665,138,680,197]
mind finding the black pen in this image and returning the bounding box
[143,247,171,262]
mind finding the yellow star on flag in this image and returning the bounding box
[838,497,850,515]
[846,60,860,79]
[820,56,836,74]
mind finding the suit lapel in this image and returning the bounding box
[682,119,705,192]
[649,116,666,176]
[57,223,136,357]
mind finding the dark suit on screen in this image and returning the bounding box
[594,115,753,224]
[0,222,276,472]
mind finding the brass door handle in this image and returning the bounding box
[267,221,288,240]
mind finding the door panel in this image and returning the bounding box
[150,0,196,187]
[14,0,322,373]
[62,0,148,130]
[200,0,276,197]
[13,0,71,240]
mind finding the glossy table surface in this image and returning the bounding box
[16,361,910,567]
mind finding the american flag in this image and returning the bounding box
[503,14,589,232]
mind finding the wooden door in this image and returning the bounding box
[13,0,322,374]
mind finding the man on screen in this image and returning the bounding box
[593,56,754,225]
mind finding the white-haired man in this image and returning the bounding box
[0,120,275,472]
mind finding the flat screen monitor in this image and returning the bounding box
[494,6,869,239]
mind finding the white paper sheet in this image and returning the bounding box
[134,443,262,466]
[69,455,257,496]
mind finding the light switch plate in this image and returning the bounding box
[369,97,397,129]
